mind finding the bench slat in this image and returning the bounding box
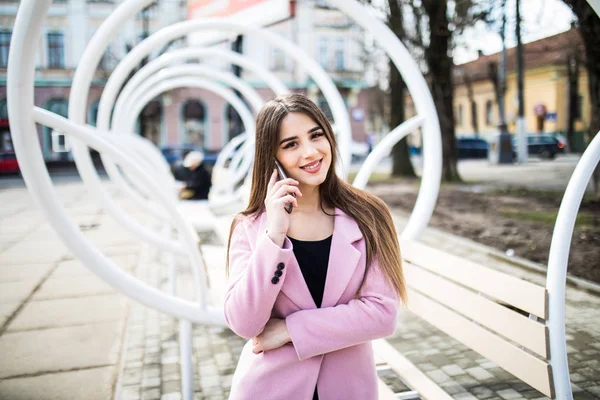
[400,240,548,319]
[373,339,454,400]
[407,289,554,398]
[405,263,549,358]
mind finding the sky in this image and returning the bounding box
[453,0,576,64]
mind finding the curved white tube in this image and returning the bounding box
[107,46,289,131]
[94,16,352,175]
[352,116,425,190]
[101,65,264,209]
[6,3,221,320]
[124,78,255,142]
[547,131,599,399]
[328,0,442,241]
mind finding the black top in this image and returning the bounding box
[288,234,332,400]
[288,235,333,308]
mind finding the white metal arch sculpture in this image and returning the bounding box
[93,14,352,175]
[107,46,290,132]
[547,132,600,399]
[6,0,224,326]
[121,67,263,129]
[102,76,262,212]
[121,78,257,200]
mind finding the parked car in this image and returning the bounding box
[512,135,565,160]
[456,137,489,159]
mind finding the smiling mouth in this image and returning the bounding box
[300,159,323,170]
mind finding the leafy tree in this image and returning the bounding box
[561,0,600,199]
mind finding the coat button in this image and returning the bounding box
[271,277,280,284]
[277,263,285,270]
[274,270,283,278]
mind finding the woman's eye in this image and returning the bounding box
[312,132,324,139]
[283,142,297,149]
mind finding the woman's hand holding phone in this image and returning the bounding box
[265,169,302,247]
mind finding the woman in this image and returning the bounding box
[225,93,406,400]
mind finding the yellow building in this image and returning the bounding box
[453,29,590,151]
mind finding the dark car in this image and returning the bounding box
[512,135,565,160]
[456,137,488,159]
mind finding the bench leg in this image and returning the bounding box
[180,319,194,400]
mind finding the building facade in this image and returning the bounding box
[452,29,591,151]
[0,0,372,164]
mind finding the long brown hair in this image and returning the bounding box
[226,93,406,304]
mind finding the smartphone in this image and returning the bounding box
[274,159,296,214]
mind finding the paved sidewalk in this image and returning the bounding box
[1,181,599,399]
[0,182,140,399]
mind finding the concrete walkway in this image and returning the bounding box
[1,180,599,399]
[0,182,140,400]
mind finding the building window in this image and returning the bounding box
[272,48,285,71]
[46,99,70,154]
[317,96,333,122]
[471,101,478,132]
[318,37,328,70]
[334,37,344,71]
[485,100,493,126]
[0,31,10,68]
[457,104,463,126]
[47,32,65,69]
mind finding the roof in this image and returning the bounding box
[453,28,585,84]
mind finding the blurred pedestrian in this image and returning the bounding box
[178,151,211,200]
[224,93,406,400]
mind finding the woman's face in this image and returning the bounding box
[275,112,332,188]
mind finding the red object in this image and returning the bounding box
[557,141,565,149]
[0,118,20,173]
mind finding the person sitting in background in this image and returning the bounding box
[177,151,211,200]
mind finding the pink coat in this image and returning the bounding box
[224,208,399,400]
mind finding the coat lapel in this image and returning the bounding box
[321,208,363,308]
[255,208,363,310]
[256,212,317,310]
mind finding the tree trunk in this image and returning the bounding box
[387,0,416,177]
[562,0,600,199]
[566,52,579,152]
[422,0,461,181]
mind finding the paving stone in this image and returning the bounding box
[466,366,495,381]
[497,388,525,399]
[161,393,182,400]
[0,321,122,378]
[0,302,20,327]
[426,369,451,384]
[0,366,115,400]
[0,263,52,283]
[32,275,115,300]
[141,388,161,400]
[161,380,181,393]
[50,259,95,277]
[0,240,68,266]
[7,294,126,331]
[455,393,479,400]
[120,385,141,400]
[0,280,39,304]
[442,364,466,377]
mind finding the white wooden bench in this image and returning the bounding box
[372,239,555,399]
